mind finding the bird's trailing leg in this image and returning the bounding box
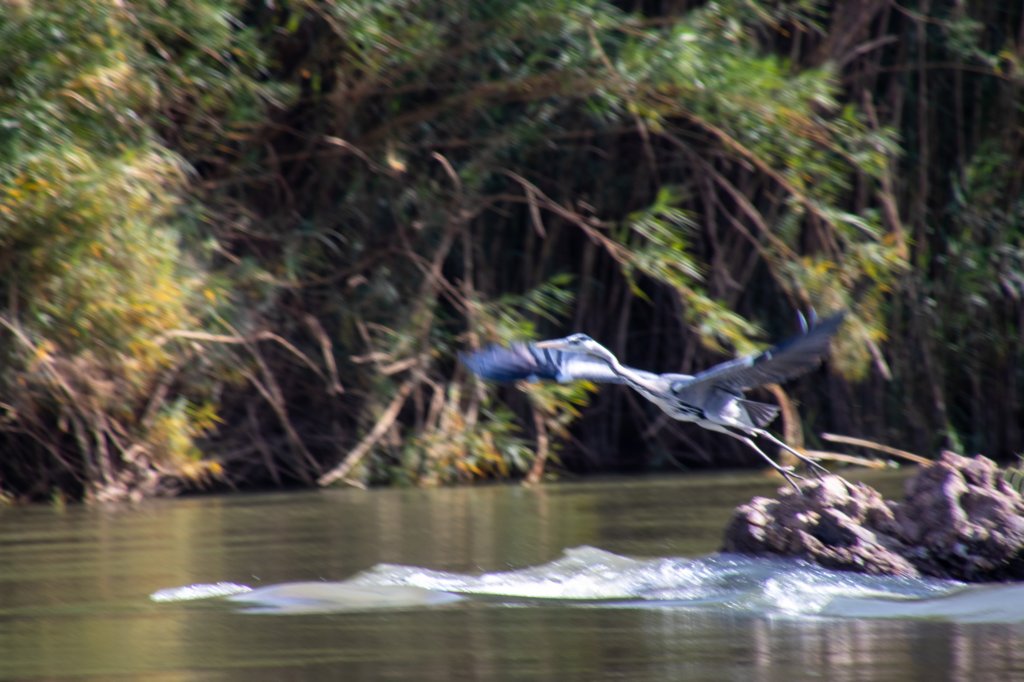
[723,430,805,493]
[754,429,830,479]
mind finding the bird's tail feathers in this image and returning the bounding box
[738,399,780,428]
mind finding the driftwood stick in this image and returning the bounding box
[802,449,888,469]
[820,432,932,465]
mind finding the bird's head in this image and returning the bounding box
[534,333,611,360]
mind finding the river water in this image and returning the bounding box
[2,469,1024,680]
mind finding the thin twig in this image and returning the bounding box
[155,329,327,383]
[304,315,344,394]
[242,358,320,484]
[248,402,281,488]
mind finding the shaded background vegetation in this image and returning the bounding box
[0,0,1020,501]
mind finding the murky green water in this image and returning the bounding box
[2,469,1023,680]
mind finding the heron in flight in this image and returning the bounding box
[462,312,845,491]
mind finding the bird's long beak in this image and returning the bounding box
[533,339,566,350]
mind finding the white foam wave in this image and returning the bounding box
[349,546,676,600]
[148,547,1024,622]
[150,581,252,602]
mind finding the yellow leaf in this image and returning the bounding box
[30,340,56,370]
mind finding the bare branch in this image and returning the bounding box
[319,380,417,486]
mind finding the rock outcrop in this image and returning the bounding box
[722,451,1024,582]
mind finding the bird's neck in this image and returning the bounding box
[598,348,667,395]
[595,348,661,395]
[591,346,624,373]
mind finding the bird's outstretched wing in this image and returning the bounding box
[461,344,626,384]
[673,312,846,394]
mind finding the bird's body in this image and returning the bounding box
[461,313,846,491]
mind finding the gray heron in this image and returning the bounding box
[462,312,845,491]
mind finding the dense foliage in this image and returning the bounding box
[0,0,1020,500]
